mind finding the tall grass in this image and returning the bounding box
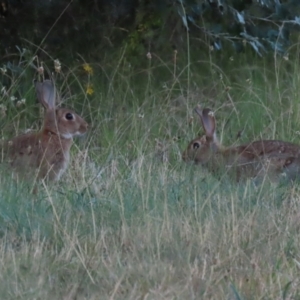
[0,47,300,299]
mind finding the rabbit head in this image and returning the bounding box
[35,80,88,139]
[182,105,222,165]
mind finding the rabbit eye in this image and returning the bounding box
[193,142,200,149]
[65,113,74,120]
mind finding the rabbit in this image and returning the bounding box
[1,79,88,183]
[182,105,300,181]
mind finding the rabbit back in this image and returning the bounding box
[182,136,300,181]
[228,140,300,180]
[2,131,72,181]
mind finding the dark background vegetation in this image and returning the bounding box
[1,0,300,63]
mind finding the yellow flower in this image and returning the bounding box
[86,84,94,95]
[83,64,93,75]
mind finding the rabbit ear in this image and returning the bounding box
[34,80,56,110]
[194,105,216,139]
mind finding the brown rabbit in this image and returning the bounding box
[182,105,300,181]
[1,79,88,182]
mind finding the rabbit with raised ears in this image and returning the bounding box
[1,79,88,182]
[182,105,300,181]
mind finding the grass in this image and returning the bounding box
[1,47,300,299]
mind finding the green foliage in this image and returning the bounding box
[2,0,300,60]
[2,14,300,296]
[178,0,300,55]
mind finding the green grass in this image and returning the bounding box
[1,47,300,299]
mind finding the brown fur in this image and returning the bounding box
[1,80,88,182]
[182,106,300,181]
